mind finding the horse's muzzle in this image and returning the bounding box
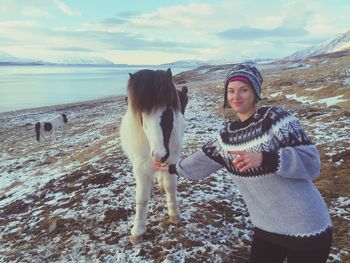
[151,150,169,163]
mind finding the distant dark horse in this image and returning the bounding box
[120,68,188,244]
[35,114,68,142]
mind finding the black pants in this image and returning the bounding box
[249,232,332,263]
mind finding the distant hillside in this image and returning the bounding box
[0,51,46,65]
[0,51,114,66]
[159,60,209,68]
[54,57,114,66]
[284,30,350,60]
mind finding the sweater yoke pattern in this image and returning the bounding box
[202,107,312,177]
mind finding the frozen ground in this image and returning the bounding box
[0,61,349,262]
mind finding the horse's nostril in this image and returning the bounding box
[160,152,169,163]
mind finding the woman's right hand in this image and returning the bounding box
[153,162,169,171]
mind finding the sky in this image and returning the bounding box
[0,0,350,65]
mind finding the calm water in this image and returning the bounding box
[0,65,191,112]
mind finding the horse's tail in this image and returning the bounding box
[35,122,41,141]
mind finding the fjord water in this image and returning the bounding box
[0,65,190,112]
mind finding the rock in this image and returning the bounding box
[331,149,350,162]
[48,218,58,233]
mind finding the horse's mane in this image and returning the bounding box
[128,68,180,115]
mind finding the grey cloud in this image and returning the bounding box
[51,29,202,53]
[50,47,96,52]
[217,26,309,40]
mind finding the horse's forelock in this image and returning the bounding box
[128,69,180,115]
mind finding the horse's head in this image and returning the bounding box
[127,68,182,162]
[141,107,175,162]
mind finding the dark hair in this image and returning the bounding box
[127,68,180,115]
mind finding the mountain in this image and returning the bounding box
[284,30,350,60]
[0,51,115,66]
[159,59,209,68]
[54,57,114,66]
[0,51,46,65]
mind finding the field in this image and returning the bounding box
[1,56,349,262]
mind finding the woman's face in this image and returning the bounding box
[227,80,257,120]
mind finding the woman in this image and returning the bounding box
[154,64,332,263]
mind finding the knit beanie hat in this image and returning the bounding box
[223,64,263,107]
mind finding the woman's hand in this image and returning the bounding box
[228,151,263,173]
[153,162,169,171]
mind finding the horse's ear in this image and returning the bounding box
[129,73,134,80]
[166,68,172,80]
[182,86,188,94]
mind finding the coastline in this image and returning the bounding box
[0,95,126,117]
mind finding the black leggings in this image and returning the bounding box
[249,232,332,263]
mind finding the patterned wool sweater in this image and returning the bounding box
[171,106,332,247]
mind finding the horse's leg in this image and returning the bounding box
[161,171,181,224]
[156,172,165,194]
[51,131,56,142]
[130,163,154,245]
[42,132,48,142]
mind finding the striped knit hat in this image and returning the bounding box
[224,64,263,107]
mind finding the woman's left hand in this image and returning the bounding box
[228,151,263,173]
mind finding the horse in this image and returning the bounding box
[35,114,68,142]
[120,68,188,245]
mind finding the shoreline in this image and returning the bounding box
[0,95,126,117]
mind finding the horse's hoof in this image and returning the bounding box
[169,215,181,225]
[130,235,143,245]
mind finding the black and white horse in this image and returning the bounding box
[35,114,68,142]
[120,68,188,244]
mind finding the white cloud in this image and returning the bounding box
[53,0,81,16]
[0,0,349,64]
[129,3,213,30]
[21,7,51,17]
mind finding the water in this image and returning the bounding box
[0,65,191,112]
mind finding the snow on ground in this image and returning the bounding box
[0,66,349,262]
[0,92,254,262]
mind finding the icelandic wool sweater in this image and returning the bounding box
[171,106,332,247]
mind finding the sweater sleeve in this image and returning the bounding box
[276,145,321,180]
[174,149,224,180]
[261,107,321,181]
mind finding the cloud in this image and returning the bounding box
[53,0,80,16]
[129,3,212,29]
[50,47,96,52]
[100,17,127,26]
[53,29,201,53]
[21,7,50,17]
[217,26,309,40]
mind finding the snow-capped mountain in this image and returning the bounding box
[0,51,115,66]
[54,56,114,65]
[284,30,350,60]
[206,56,277,65]
[159,59,209,68]
[0,51,45,65]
